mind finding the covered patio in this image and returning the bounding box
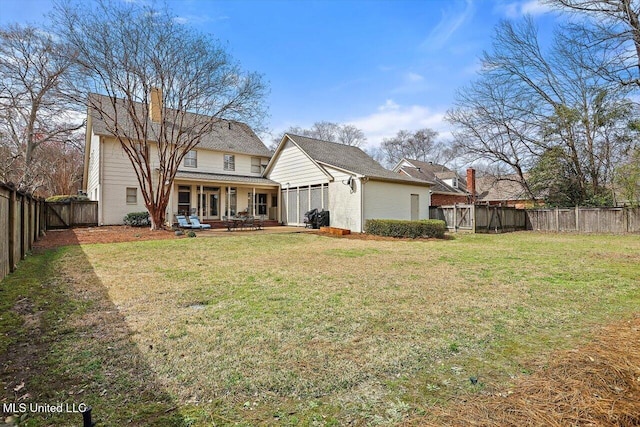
[167,171,281,228]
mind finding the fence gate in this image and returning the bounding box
[435,204,474,231]
[46,201,98,229]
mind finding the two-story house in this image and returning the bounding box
[82,93,279,226]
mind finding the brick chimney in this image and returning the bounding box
[466,168,476,204]
[149,87,162,123]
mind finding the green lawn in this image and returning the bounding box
[1,232,639,426]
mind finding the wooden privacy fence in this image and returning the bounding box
[526,207,640,233]
[0,183,46,282]
[46,200,98,229]
[430,204,527,233]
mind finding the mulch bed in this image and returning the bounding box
[33,226,178,250]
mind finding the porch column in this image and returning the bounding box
[167,183,174,225]
[296,187,300,224]
[277,187,281,223]
[227,186,231,217]
[199,184,203,218]
[220,187,226,218]
[253,187,256,216]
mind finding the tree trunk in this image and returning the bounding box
[147,202,167,230]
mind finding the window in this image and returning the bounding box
[251,157,261,174]
[126,187,137,204]
[224,154,235,171]
[178,186,191,215]
[184,150,197,168]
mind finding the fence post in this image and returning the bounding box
[624,207,629,233]
[8,187,15,273]
[453,204,458,233]
[575,206,580,233]
[471,204,476,233]
[555,207,559,232]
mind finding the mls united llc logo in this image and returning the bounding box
[3,402,88,413]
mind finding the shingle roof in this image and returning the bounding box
[175,170,278,186]
[88,93,271,157]
[398,159,467,194]
[286,134,432,185]
[475,175,530,201]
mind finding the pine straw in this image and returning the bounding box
[417,314,640,426]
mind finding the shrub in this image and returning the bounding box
[46,194,90,203]
[364,219,446,239]
[123,211,150,227]
[187,230,197,238]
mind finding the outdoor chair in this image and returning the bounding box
[189,215,212,229]
[255,215,265,230]
[176,215,196,229]
[244,216,255,230]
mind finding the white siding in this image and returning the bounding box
[392,159,415,172]
[324,166,362,232]
[86,132,101,203]
[267,139,331,187]
[101,138,149,224]
[363,180,431,226]
[179,149,267,176]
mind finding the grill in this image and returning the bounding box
[303,209,318,228]
[303,209,329,229]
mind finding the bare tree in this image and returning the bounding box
[54,0,267,229]
[336,124,366,147]
[37,133,84,197]
[447,17,634,205]
[545,0,640,88]
[0,23,83,193]
[280,121,367,147]
[379,128,453,167]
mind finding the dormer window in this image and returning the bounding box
[451,177,458,188]
[184,150,197,168]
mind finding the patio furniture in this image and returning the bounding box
[244,216,255,230]
[176,215,196,229]
[255,215,265,230]
[189,215,212,229]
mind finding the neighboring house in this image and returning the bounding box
[475,174,541,208]
[394,159,472,206]
[82,93,279,225]
[264,134,433,232]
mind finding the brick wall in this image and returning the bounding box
[431,193,468,206]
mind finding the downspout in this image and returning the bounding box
[99,137,104,225]
[360,177,367,233]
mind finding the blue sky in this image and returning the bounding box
[0,0,559,148]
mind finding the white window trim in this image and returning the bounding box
[184,150,197,168]
[251,156,261,174]
[224,154,235,171]
[126,187,137,204]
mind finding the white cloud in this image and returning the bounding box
[173,14,227,25]
[421,0,476,51]
[348,100,450,148]
[405,72,424,83]
[389,71,431,95]
[499,0,552,18]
